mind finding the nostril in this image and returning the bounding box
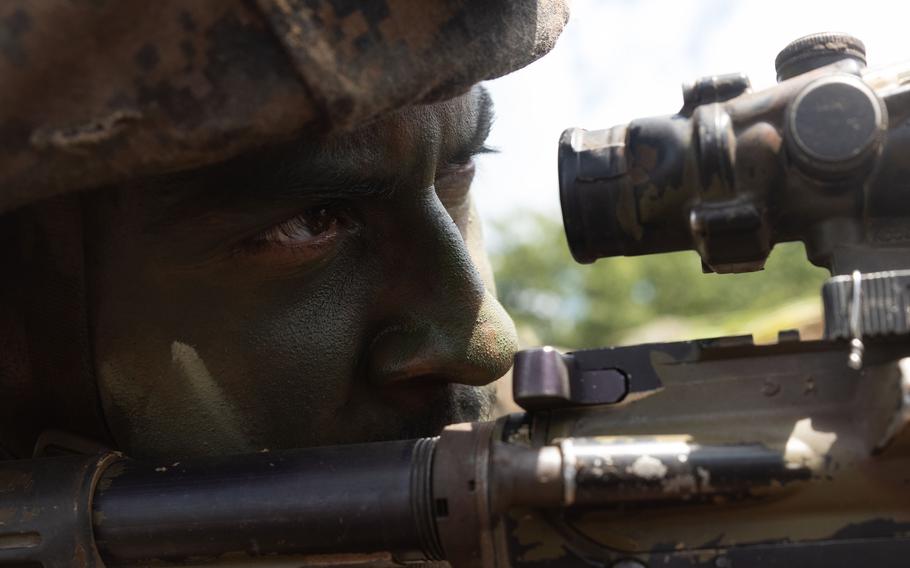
[380,373,457,388]
[367,322,498,388]
[368,294,517,389]
[369,325,437,386]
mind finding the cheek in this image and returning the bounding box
[225,263,381,447]
[91,235,382,457]
[235,264,375,402]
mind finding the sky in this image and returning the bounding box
[472,0,910,247]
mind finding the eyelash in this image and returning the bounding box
[240,204,351,259]
[256,208,335,243]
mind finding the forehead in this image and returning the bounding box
[313,86,486,170]
[117,86,489,219]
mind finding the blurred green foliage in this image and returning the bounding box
[489,211,830,348]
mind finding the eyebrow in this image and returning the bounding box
[144,167,388,236]
[146,86,496,230]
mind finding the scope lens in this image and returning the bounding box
[558,126,628,264]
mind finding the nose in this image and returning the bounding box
[367,192,518,388]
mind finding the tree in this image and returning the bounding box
[490,211,829,348]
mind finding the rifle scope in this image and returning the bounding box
[558,33,910,275]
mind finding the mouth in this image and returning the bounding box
[382,378,495,409]
[369,381,498,440]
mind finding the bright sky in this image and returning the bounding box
[473,0,910,246]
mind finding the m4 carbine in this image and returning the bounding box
[4,33,910,568]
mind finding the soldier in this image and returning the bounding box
[0,2,568,459]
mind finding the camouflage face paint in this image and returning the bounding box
[84,87,518,459]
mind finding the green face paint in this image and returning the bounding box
[85,87,518,459]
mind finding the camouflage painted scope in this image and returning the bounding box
[559,33,910,275]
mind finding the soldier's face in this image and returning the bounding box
[85,87,518,459]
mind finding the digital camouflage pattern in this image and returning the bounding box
[0,0,568,213]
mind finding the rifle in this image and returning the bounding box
[4,32,910,568]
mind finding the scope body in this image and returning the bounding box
[560,53,910,274]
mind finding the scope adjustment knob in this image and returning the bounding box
[775,32,866,82]
[785,75,885,180]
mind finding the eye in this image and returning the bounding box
[253,207,340,247]
[238,205,351,263]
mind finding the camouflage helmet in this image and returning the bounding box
[0,0,569,213]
